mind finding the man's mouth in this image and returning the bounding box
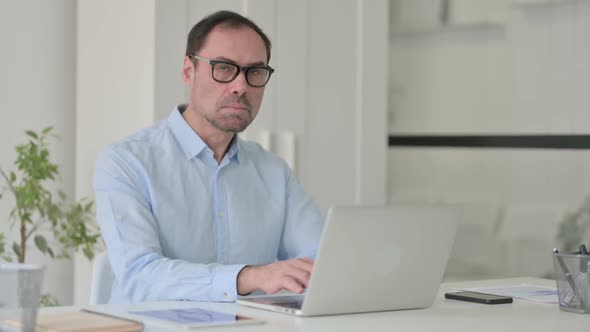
[223,104,250,113]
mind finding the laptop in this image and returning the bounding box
[236,205,458,316]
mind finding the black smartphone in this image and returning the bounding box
[444,291,513,304]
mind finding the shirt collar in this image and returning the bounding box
[226,135,241,163]
[168,105,241,163]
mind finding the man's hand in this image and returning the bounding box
[237,258,314,295]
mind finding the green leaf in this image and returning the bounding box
[47,247,55,258]
[34,235,49,253]
[25,130,38,139]
[0,234,6,254]
[40,293,59,307]
[83,247,94,260]
[42,126,53,135]
[12,242,21,258]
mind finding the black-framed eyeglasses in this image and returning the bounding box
[189,54,275,87]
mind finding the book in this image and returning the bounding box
[4,310,143,332]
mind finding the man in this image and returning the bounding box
[94,10,324,304]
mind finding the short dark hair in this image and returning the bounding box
[186,10,272,63]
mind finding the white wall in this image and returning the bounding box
[0,0,76,304]
[154,0,188,121]
[389,0,590,279]
[75,0,158,305]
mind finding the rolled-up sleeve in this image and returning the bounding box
[94,146,245,303]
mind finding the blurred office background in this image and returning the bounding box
[0,0,588,305]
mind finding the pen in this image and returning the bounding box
[554,248,584,307]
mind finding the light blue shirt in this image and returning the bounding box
[94,105,324,304]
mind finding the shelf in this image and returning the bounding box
[512,0,589,8]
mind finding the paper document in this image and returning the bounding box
[460,284,558,304]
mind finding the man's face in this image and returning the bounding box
[182,25,268,133]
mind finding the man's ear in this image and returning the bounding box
[182,56,195,85]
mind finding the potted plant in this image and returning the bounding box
[0,127,101,305]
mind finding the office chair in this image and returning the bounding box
[90,251,114,305]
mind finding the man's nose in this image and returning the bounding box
[229,70,249,95]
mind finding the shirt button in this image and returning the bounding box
[218,211,224,218]
[115,215,122,221]
[224,292,229,298]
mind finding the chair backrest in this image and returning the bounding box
[90,251,114,305]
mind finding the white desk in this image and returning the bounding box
[46,278,590,332]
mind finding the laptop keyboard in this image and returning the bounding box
[249,295,304,310]
[272,301,303,309]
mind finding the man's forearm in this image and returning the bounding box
[237,265,259,295]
